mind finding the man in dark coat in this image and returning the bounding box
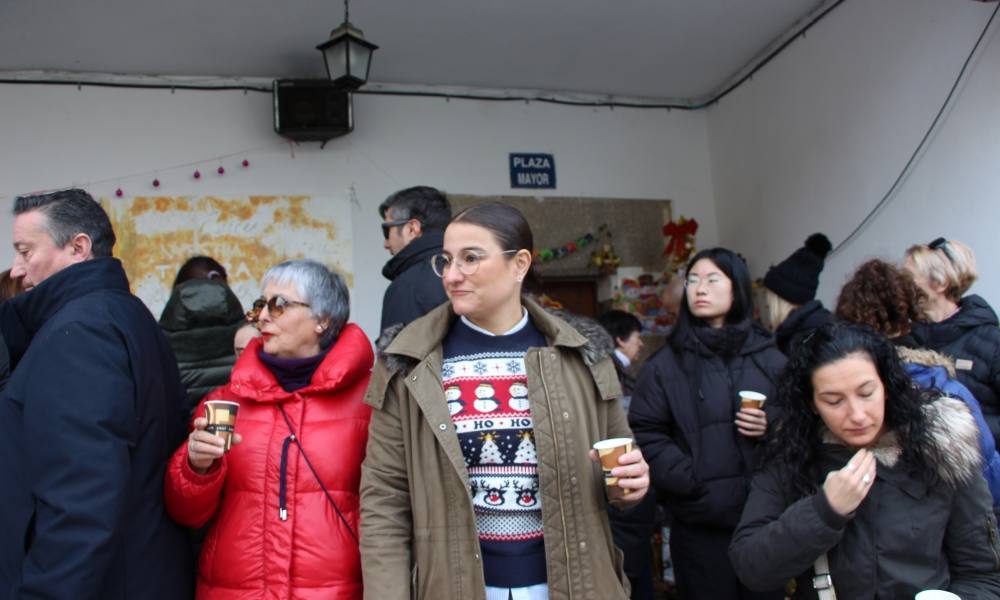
[0,189,192,599]
[379,185,451,333]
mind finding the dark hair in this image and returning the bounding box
[450,201,539,291]
[13,188,116,257]
[765,321,937,497]
[599,310,642,345]
[667,247,753,350]
[835,259,926,337]
[173,256,228,288]
[0,269,24,301]
[378,186,452,233]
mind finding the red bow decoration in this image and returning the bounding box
[662,217,699,257]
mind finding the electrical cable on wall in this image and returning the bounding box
[0,2,851,111]
[829,0,999,256]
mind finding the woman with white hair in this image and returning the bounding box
[165,259,373,599]
[905,238,1000,446]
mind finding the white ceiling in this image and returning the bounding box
[0,0,830,100]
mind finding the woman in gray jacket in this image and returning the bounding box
[730,322,1000,599]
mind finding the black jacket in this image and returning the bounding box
[911,294,1000,444]
[159,278,244,411]
[730,396,1000,599]
[774,299,831,355]
[380,231,448,333]
[628,323,786,528]
[0,258,193,599]
[0,331,8,393]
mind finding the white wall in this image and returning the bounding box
[707,0,1000,308]
[0,85,719,338]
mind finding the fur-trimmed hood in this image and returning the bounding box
[897,345,957,378]
[375,296,615,376]
[821,395,982,489]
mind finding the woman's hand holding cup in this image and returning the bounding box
[187,417,242,474]
[822,448,876,516]
[736,391,768,438]
[590,438,650,503]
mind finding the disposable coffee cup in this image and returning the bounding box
[914,591,961,600]
[205,400,240,451]
[593,438,633,488]
[738,390,766,411]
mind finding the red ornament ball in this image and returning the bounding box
[217,166,225,175]
[193,170,201,179]
[115,188,123,197]
[153,178,160,188]
[241,159,249,168]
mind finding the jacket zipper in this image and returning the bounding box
[538,350,574,600]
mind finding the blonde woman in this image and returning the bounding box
[905,238,1000,445]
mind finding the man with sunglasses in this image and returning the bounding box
[378,185,452,333]
[0,189,192,599]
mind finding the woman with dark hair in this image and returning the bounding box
[361,201,650,600]
[836,258,1000,515]
[160,256,244,411]
[730,322,1000,598]
[165,259,372,599]
[629,247,786,599]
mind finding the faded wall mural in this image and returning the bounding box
[100,195,352,318]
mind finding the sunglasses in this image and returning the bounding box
[928,237,957,265]
[246,295,311,322]
[381,218,412,239]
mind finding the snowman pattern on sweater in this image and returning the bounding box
[441,318,546,549]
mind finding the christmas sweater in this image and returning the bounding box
[442,314,547,588]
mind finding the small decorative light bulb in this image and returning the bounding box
[242,159,249,168]
[217,165,225,175]
[193,170,201,179]
[152,178,160,188]
[115,188,124,197]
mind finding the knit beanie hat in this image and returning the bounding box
[764,233,832,305]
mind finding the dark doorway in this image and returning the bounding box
[538,278,598,318]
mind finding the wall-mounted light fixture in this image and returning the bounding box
[316,0,378,90]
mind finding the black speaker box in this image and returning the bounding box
[273,79,353,143]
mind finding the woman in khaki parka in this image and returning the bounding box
[360,202,651,600]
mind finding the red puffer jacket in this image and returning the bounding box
[165,323,373,600]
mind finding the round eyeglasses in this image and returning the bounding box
[430,249,519,278]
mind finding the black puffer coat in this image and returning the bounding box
[730,396,1000,599]
[380,231,448,333]
[628,323,786,528]
[911,294,1000,444]
[159,279,244,412]
[774,300,831,356]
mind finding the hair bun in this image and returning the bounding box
[805,233,832,258]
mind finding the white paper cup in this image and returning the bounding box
[915,591,961,600]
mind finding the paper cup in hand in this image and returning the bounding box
[914,591,961,600]
[205,400,240,451]
[593,437,633,490]
[738,390,766,411]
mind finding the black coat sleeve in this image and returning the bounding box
[729,465,848,592]
[944,473,1000,598]
[17,321,136,598]
[628,356,699,498]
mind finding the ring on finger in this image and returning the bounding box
[862,473,871,484]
